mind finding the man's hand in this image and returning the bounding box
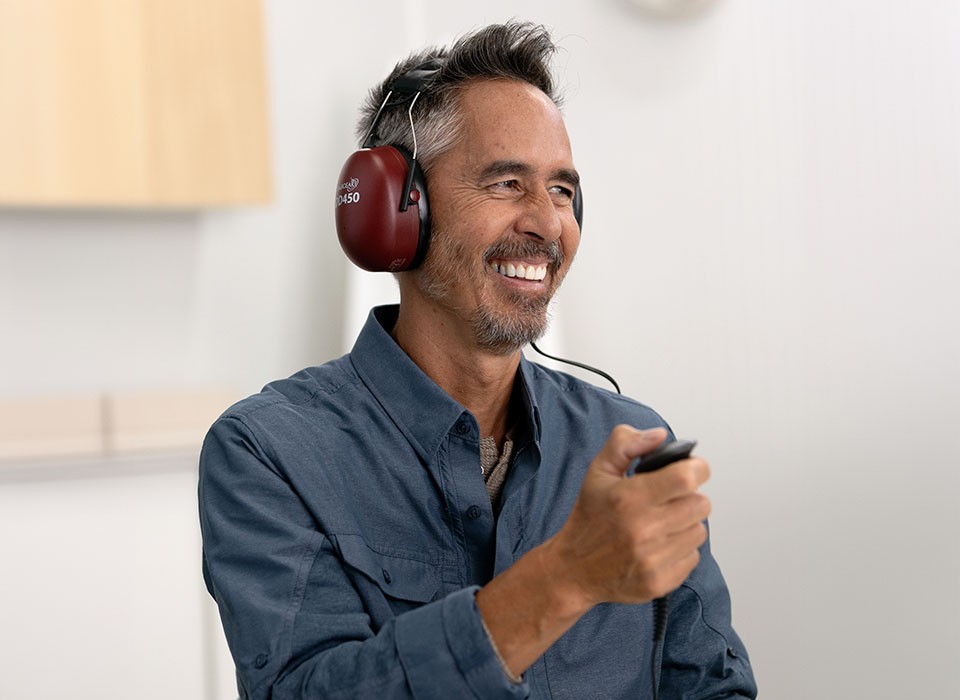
[476,425,711,678]
[542,426,711,609]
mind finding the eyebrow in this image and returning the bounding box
[477,159,580,188]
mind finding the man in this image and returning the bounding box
[200,22,756,699]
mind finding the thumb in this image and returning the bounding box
[594,425,668,478]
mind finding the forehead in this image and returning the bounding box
[446,79,574,174]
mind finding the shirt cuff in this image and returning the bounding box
[395,586,529,699]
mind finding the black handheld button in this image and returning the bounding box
[629,439,697,475]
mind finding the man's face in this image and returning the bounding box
[410,79,581,354]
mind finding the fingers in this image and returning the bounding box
[626,493,711,561]
[593,425,668,477]
[589,426,711,531]
[628,520,709,600]
[643,457,711,503]
[557,426,714,606]
[658,491,712,537]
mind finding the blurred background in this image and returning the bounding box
[1,1,958,698]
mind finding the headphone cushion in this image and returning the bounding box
[335,146,426,272]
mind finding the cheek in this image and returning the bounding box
[562,225,582,265]
[426,227,479,281]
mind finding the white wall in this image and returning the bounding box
[553,4,960,696]
[0,455,213,700]
[1,1,958,698]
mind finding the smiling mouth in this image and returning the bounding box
[489,260,548,282]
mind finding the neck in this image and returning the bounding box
[392,302,520,445]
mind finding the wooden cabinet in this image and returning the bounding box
[0,0,271,206]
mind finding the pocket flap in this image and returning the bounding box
[334,534,439,603]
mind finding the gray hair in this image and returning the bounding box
[355,22,562,173]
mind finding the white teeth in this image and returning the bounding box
[490,261,547,281]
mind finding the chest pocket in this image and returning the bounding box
[334,534,440,622]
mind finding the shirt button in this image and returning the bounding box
[382,568,392,583]
[726,647,739,659]
[254,653,269,669]
[467,505,482,520]
[455,420,470,435]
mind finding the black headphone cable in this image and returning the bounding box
[529,341,621,394]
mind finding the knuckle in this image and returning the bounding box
[607,487,631,515]
[697,523,709,546]
[632,557,661,590]
[677,551,701,583]
[672,467,699,493]
[631,521,658,548]
[695,457,712,482]
[611,476,638,501]
[702,456,712,475]
[649,569,676,599]
[695,493,712,520]
[610,424,635,444]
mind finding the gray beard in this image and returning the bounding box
[471,288,552,355]
[417,229,564,355]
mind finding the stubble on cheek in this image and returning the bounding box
[417,227,569,354]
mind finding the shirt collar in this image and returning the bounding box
[349,305,543,461]
[516,355,544,443]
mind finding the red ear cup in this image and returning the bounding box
[335,145,430,272]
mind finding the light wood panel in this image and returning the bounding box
[0,388,241,462]
[0,0,271,206]
[0,395,104,460]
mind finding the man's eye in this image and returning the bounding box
[550,185,574,201]
[491,180,519,190]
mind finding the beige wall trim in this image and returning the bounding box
[0,388,241,463]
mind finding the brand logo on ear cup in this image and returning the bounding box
[336,178,362,206]
[336,190,361,206]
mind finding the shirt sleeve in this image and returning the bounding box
[659,528,758,699]
[198,415,529,700]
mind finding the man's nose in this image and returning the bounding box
[515,190,564,242]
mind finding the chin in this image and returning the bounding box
[472,305,550,355]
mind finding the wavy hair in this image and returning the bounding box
[355,22,562,173]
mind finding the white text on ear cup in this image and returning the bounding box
[336,191,361,206]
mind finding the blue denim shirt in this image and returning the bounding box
[199,305,756,699]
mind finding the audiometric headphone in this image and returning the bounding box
[334,60,583,272]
